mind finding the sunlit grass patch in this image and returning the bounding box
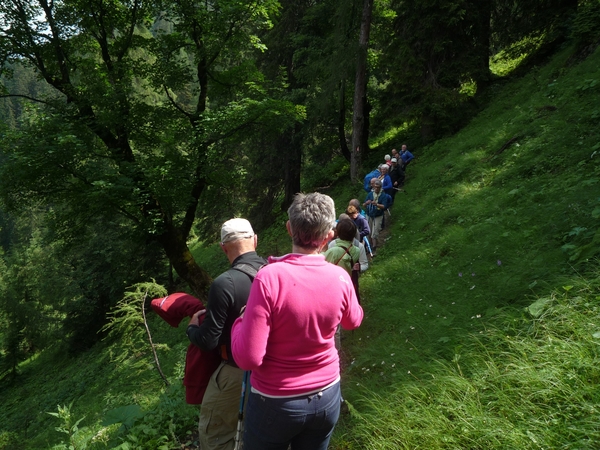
[370,120,415,149]
[490,35,546,77]
[340,278,600,449]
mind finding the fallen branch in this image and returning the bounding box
[141,290,170,386]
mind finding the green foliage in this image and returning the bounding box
[570,0,600,50]
[102,405,145,431]
[103,282,167,364]
[372,0,488,142]
[48,403,94,450]
[491,0,577,56]
[0,0,301,297]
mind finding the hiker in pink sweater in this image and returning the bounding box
[231,192,363,450]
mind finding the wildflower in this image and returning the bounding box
[458,272,463,277]
[470,285,476,290]
[497,260,502,266]
[392,363,396,368]
[476,314,481,318]
[472,273,475,276]
[381,361,385,365]
[390,353,395,356]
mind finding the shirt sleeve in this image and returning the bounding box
[382,194,392,209]
[231,277,271,370]
[358,243,369,272]
[340,280,363,331]
[382,176,392,191]
[359,217,370,239]
[186,274,233,352]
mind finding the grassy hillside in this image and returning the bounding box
[334,43,600,448]
[1,43,599,449]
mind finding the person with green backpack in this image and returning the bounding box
[324,218,363,302]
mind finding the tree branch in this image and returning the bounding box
[0,94,52,106]
[141,290,169,386]
[163,85,193,119]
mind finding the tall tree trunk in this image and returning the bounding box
[339,79,351,162]
[157,226,212,299]
[351,0,373,182]
[282,124,303,211]
[474,0,492,87]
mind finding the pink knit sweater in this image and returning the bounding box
[231,253,363,397]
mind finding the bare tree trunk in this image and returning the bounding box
[339,79,351,162]
[282,124,302,211]
[157,225,212,300]
[350,0,373,182]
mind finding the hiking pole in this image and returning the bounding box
[233,370,249,450]
[363,237,373,257]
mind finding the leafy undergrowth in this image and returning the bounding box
[1,44,599,449]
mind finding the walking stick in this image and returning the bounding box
[363,237,373,257]
[233,371,249,450]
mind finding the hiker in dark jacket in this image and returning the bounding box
[346,204,370,243]
[187,218,266,450]
[389,157,405,199]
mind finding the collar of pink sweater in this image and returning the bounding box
[267,252,326,265]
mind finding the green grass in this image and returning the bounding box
[336,279,600,449]
[1,43,600,449]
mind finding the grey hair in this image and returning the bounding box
[287,193,336,249]
[374,179,382,187]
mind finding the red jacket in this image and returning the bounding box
[151,293,220,404]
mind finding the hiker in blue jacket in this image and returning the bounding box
[363,166,381,192]
[399,144,414,169]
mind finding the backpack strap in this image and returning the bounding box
[334,246,352,266]
[230,262,263,281]
[221,262,265,362]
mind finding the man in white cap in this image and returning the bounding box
[187,218,266,450]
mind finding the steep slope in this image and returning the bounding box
[337,44,600,449]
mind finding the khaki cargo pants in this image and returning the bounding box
[198,361,244,450]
